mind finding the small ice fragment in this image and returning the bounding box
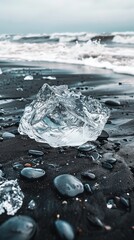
[2,131,15,139]
[24,75,33,80]
[0,179,24,215]
[18,83,110,147]
[42,76,56,80]
[0,68,2,75]
[28,199,36,210]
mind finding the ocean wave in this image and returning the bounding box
[113,35,134,44]
[0,32,134,75]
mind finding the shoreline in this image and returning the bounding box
[0,66,134,239]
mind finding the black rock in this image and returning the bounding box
[84,183,93,193]
[0,215,37,240]
[82,170,96,180]
[105,99,121,106]
[54,174,84,197]
[21,167,45,180]
[102,162,113,170]
[55,219,75,240]
[28,149,44,156]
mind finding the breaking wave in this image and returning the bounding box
[0,31,134,75]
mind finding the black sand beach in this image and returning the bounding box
[0,63,134,240]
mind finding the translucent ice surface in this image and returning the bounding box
[18,84,110,147]
[0,180,24,215]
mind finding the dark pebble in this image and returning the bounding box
[105,158,117,164]
[89,151,100,161]
[120,196,130,208]
[13,162,23,171]
[78,143,96,152]
[105,99,121,106]
[98,130,109,141]
[82,171,96,180]
[88,216,104,228]
[102,162,113,170]
[28,149,44,156]
[0,215,37,240]
[21,167,45,180]
[84,183,93,193]
[55,219,75,240]
[54,174,84,197]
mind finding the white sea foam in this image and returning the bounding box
[113,35,134,44]
[0,32,134,76]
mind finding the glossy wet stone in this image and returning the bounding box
[2,131,15,139]
[120,196,130,208]
[81,170,96,179]
[28,149,44,156]
[88,216,104,228]
[55,219,75,240]
[105,99,121,106]
[105,158,117,164]
[78,143,96,152]
[0,215,37,240]
[54,174,84,197]
[98,130,109,141]
[102,162,113,170]
[13,162,23,171]
[21,167,45,180]
[84,183,93,193]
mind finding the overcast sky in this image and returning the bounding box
[0,0,134,34]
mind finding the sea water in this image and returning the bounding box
[0,31,134,75]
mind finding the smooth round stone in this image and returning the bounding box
[82,170,96,180]
[13,162,23,171]
[2,132,15,139]
[78,143,96,152]
[98,130,109,141]
[84,183,93,193]
[102,162,113,170]
[0,215,37,240]
[106,158,117,164]
[28,149,44,156]
[54,174,84,197]
[21,167,45,180]
[55,219,75,240]
[105,99,121,106]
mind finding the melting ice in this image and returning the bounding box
[0,179,24,215]
[18,83,110,147]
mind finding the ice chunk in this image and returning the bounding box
[42,76,56,80]
[18,83,110,147]
[24,75,33,80]
[0,68,2,75]
[0,179,24,215]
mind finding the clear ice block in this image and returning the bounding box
[0,180,24,215]
[18,84,110,147]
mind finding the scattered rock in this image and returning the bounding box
[55,219,75,240]
[81,170,96,180]
[21,167,45,180]
[28,149,44,156]
[54,174,84,197]
[104,99,121,106]
[0,215,37,240]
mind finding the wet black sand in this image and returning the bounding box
[0,65,134,240]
